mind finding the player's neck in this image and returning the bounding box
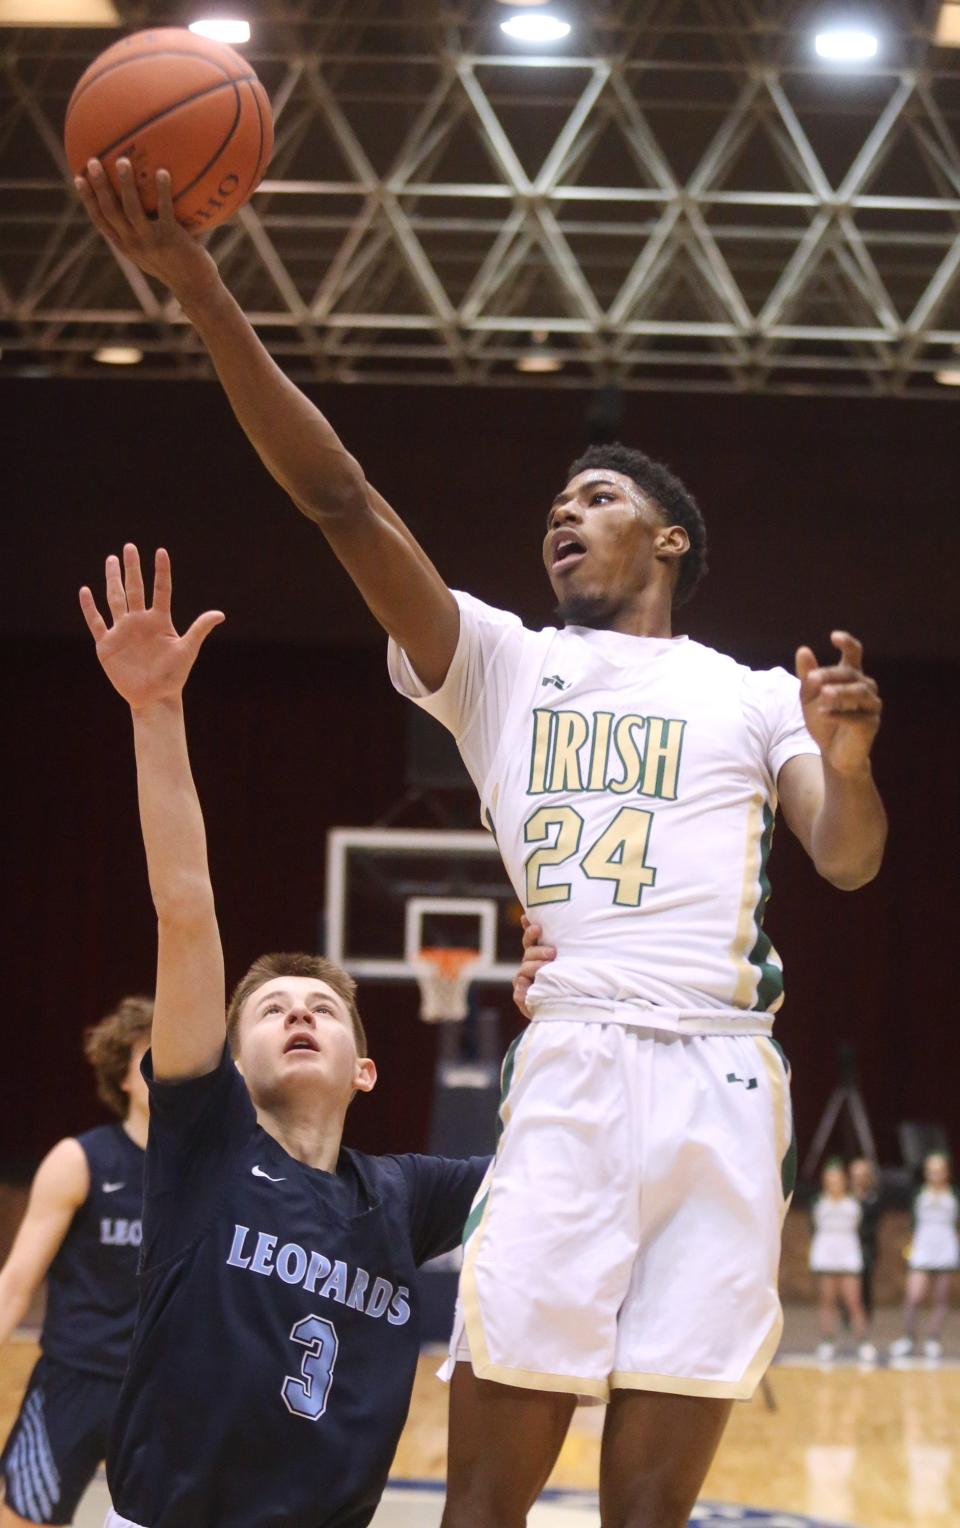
[563,584,674,638]
[123,1106,148,1150]
[256,1104,346,1174]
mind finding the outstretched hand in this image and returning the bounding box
[80,545,224,711]
[795,631,881,774]
[75,158,219,305]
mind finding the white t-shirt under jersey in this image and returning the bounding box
[388,593,820,1033]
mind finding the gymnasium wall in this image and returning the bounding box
[3,376,958,1172]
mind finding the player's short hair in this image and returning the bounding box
[564,442,708,607]
[226,952,368,1058]
[83,995,154,1118]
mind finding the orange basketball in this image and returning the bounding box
[64,27,273,234]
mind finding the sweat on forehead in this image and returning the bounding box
[550,473,651,526]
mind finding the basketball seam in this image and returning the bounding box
[85,78,244,174]
[68,48,251,111]
[171,82,242,209]
[244,80,267,201]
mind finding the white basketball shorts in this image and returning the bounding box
[443,1018,795,1403]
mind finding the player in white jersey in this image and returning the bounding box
[807,1161,875,1364]
[76,167,888,1528]
[890,1152,958,1361]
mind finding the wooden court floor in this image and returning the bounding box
[2,1331,959,1526]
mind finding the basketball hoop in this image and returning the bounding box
[414,947,481,1023]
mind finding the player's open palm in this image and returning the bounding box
[79,544,224,711]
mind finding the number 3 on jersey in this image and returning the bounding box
[524,805,656,908]
[282,1314,339,1420]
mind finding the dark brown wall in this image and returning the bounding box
[3,376,957,662]
[2,376,958,1174]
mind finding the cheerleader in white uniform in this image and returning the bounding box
[809,1161,876,1363]
[890,1152,958,1361]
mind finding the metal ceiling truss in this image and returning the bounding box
[2,0,960,396]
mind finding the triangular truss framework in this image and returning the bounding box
[1,0,960,396]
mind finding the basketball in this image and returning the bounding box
[64,27,273,234]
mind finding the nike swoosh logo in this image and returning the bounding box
[102,1182,125,1193]
[251,1165,286,1182]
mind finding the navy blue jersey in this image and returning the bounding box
[41,1125,144,1378]
[107,1045,487,1528]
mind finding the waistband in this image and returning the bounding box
[530,999,774,1037]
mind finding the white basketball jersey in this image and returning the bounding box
[389,592,820,1032]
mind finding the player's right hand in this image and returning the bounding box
[79,544,224,711]
[75,159,219,306]
[512,916,556,1020]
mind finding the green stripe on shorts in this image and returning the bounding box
[768,1036,797,1200]
[462,1031,525,1245]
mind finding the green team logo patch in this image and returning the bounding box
[726,1072,758,1090]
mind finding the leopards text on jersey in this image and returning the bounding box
[106,1047,487,1528]
[390,593,820,1032]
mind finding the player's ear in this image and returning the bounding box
[654,524,689,562]
[353,1057,377,1095]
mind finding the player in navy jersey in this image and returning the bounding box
[78,544,488,1528]
[0,997,151,1526]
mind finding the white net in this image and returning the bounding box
[413,948,481,1023]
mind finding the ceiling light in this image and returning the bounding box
[500,12,571,42]
[94,345,143,365]
[934,367,960,386]
[188,17,251,44]
[0,0,120,21]
[814,27,879,62]
[935,3,960,46]
[515,330,562,374]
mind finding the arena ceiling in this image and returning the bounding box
[2,0,960,396]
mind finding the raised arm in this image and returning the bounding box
[76,161,458,692]
[80,546,226,1079]
[0,1139,89,1349]
[778,631,886,891]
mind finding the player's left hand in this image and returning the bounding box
[795,631,881,774]
[512,916,556,1020]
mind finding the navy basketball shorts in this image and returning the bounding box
[1,1355,121,1524]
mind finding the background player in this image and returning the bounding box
[808,1160,875,1365]
[78,544,487,1528]
[0,999,150,1526]
[890,1151,958,1361]
[76,166,887,1528]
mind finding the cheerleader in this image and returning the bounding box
[810,1160,877,1363]
[890,1152,958,1360]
